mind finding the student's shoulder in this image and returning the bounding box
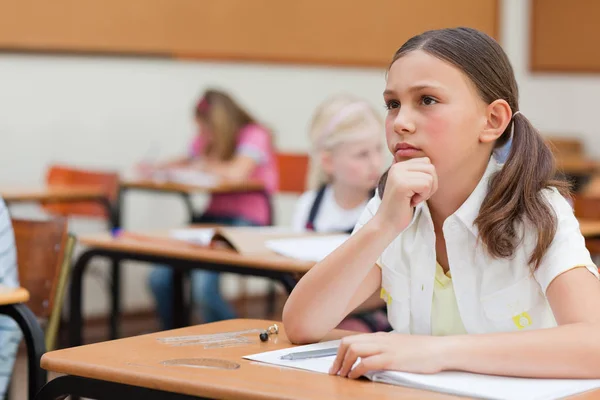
[542,187,574,220]
[239,123,270,139]
[0,198,7,219]
[296,189,319,211]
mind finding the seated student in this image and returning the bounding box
[0,199,21,398]
[145,89,278,329]
[284,27,600,380]
[291,94,391,333]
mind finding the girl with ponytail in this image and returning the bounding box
[284,27,600,380]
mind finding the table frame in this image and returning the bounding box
[103,183,275,340]
[68,246,298,347]
[35,375,201,400]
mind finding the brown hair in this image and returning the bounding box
[378,27,568,269]
[195,89,258,160]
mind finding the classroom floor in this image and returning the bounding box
[8,292,286,399]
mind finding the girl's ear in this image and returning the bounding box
[320,150,334,177]
[480,99,512,144]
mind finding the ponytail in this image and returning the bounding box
[475,114,570,270]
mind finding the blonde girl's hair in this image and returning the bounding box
[306,95,383,188]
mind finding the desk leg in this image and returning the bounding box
[109,259,122,339]
[109,187,124,340]
[0,303,46,400]
[280,274,297,294]
[172,269,188,328]
[35,375,204,400]
[68,251,95,347]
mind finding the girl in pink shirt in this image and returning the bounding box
[148,89,278,328]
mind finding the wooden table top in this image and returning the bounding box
[0,286,29,306]
[578,219,600,238]
[79,232,314,274]
[120,179,265,194]
[41,319,461,400]
[1,185,107,203]
[557,157,599,175]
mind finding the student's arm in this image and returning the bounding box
[333,272,600,379]
[282,221,392,344]
[332,193,600,380]
[435,268,600,378]
[283,158,437,344]
[156,156,193,169]
[202,155,258,181]
[352,291,386,313]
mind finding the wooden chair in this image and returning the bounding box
[2,217,74,400]
[11,217,75,351]
[43,164,119,220]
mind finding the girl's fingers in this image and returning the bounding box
[347,354,391,379]
[337,342,383,378]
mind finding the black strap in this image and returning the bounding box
[305,185,327,231]
[305,186,376,234]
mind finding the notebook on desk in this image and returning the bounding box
[169,227,348,260]
[244,340,600,400]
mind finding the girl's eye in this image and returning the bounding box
[385,100,400,110]
[421,96,438,106]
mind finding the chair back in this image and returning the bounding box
[276,153,309,194]
[44,164,119,219]
[11,217,69,320]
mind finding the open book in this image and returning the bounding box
[244,340,600,400]
[169,227,349,260]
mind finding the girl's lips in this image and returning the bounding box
[394,143,421,159]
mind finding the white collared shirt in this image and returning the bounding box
[354,159,599,334]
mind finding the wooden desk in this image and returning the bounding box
[578,219,600,239]
[555,157,599,193]
[0,285,29,305]
[1,185,108,204]
[40,319,456,400]
[69,232,313,347]
[120,179,265,195]
[118,179,269,225]
[0,286,46,400]
[557,157,598,176]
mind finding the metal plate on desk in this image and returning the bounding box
[161,358,240,370]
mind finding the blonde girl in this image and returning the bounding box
[291,95,388,332]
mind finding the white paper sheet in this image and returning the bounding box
[264,234,350,262]
[169,228,215,245]
[245,340,600,400]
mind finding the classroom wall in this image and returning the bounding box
[0,54,389,316]
[1,0,598,317]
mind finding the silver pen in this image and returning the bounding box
[280,347,339,361]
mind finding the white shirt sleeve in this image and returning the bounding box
[0,199,21,398]
[534,189,598,293]
[291,190,317,233]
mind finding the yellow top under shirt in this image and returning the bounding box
[431,263,467,336]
